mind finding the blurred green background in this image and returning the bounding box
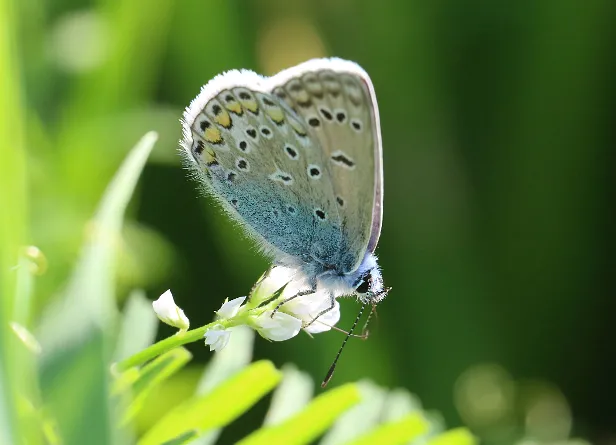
[5,0,615,443]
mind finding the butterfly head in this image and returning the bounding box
[353,266,389,304]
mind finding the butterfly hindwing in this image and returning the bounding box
[268,59,383,273]
[182,70,345,268]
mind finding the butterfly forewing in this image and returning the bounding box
[268,61,382,273]
[182,72,344,267]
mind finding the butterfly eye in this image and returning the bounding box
[356,274,371,294]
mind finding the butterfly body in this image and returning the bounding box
[181,58,387,314]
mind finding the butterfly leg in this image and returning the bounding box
[270,286,317,318]
[303,293,336,328]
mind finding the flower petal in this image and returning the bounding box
[252,311,302,341]
[152,289,190,331]
[204,324,231,351]
[279,290,340,333]
[250,267,307,305]
[303,299,341,334]
[216,296,246,319]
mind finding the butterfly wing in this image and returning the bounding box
[181,69,346,268]
[266,59,384,273]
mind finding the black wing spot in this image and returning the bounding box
[239,92,251,100]
[231,198,238,206]
[320,108,333,121]
[285,145,298,159]
[194,140,204,154]
[200,120,211,131]
[308,166,321,178]
[351,119,362,131]
[308,117,320,127]
[336,111,346,123]
[225,94,234,102]
[269,171,294,185]
[246,128,257,139]
[260,126,272,137]
[287,206,296,214]
[336,196,344,206]
[314,209,326,220]
[236,158,249,170]
[263,97,275,106]
[227,171,237,181]
[238,141,248,151]
[212,104,222,115]
[331,153,356,168]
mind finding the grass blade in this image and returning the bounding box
[343,414,428,445]
[36,132,157,445]
[114,289,159,362]
[138,360,281,445]
[237,383,361,445]
[263,364,313,426]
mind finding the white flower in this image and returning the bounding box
[251,266,341,335]
[251,310,302,341]
[282,291,341,334]
[204,324,231,351]
[250,267,306,304]
[216,296,246,319]
[152,290,190,331]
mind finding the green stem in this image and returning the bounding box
[114,298,279,372]
[115,321,219,372]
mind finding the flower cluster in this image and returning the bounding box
[151,267,341,351]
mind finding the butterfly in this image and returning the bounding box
[180,58,388,368]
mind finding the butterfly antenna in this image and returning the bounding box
[361,304,377,337]
[321,303,367,388]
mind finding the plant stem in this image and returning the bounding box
[114,322,218,372]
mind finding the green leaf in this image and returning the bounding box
[237,383,361,445]
[0,0,27,440]
[118,347,192,424]
[196,326,255,396]
[161,430,199,445]
[263,364,313,426]
[426,428,477,445]
[343,414,428,445]
[189,326,256,445]
[138,360,281,445]
[320,380,389,445]
[36,132,157,445]
[380,387,424,422]
[114,289,159,362]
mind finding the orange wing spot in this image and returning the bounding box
[266,107,285,124]
[239,98,259,113]
[204,127,223,144]
[302,74,324,97]
[204,146,217,164]
[214,110,232,128]
[288,116,307,136]
[294,89,311,103]
[225,101,243,115]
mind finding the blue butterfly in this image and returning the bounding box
[181,58,388,369]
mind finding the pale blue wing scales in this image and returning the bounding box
[267,59,383,273]
[181,72,343,267]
